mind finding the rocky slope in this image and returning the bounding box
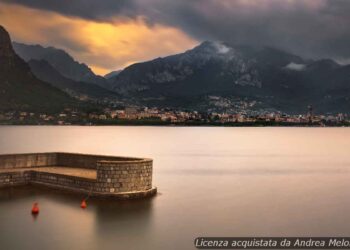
[13,42,110,89]
[28,59,120,100]
[0,25,77,112]
[110,41,350,113]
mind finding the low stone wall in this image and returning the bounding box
[31,171,94,193]
[0,153,57,169]
[0,152,156,199]
[0,170,32,186]
[96,160,153,193]
[57,153,144,169]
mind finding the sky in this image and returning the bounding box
[0,0,350,75]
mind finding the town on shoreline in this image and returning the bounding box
[0,106,348,126]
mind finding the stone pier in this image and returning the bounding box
[0,152,157,199]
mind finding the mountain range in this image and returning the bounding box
[108,41,350,113]
[13,42,110,89]
[27,59,119,101]
[0,25,77,112]
[2,24,350,114]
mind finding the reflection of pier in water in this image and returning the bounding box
[0,185,156,249]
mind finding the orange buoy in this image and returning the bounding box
[31,202,39,214]
[80,199,87,209]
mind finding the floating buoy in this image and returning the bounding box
[80,199,87,209]
[31,202,39,214]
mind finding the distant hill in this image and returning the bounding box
[0,25,77,112]
[109,41,350,113]
[8,33,350,114]
[104,70,122,79]
[28,59,120,100]
[13,42,110,89]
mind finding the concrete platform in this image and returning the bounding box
[0,152,157,199]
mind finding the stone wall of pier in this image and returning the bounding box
[0,153,57,169]
[95,160,153,194]
[57,153,139,169]
[0,153,156,199]
[31,171,95,193]
[0,170,32,186]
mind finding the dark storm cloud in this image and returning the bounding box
[2,0,350,61]
[0,0,136,20]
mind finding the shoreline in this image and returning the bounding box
[0,122,348,127]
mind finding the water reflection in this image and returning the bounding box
[0,185,156,250]
[93,195,155,232]
[2,127,350,250]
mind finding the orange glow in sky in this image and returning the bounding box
[0,2,198,75]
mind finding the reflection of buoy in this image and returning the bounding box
[31,203,39,214]
[80,199,87,209]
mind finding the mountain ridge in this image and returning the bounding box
[28,59,120,100]
[108,41,350,113]
[12,42,110,89]
[7,36,350,114]
[0,25,77,112]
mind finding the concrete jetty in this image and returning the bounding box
[0,152,157,199]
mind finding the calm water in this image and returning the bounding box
[1,126,350,250]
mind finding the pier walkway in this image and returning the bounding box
[0,166,96,180]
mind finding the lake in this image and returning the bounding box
[1,126,350,250]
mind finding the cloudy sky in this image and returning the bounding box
[0,0,349,75]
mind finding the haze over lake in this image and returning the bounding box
[1,126,350,250]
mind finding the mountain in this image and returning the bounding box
[0,25,77,112]
[104,70,122,79]
[28,59,120,100]
[12,42,110,89]
[109,41,350,113]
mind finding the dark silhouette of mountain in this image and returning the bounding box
[0,25,77,112]
[7,33,350,114]
[28,59,120,100]
[12,42,110,89]
[109,41,350,113]
[104,70,122,79]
